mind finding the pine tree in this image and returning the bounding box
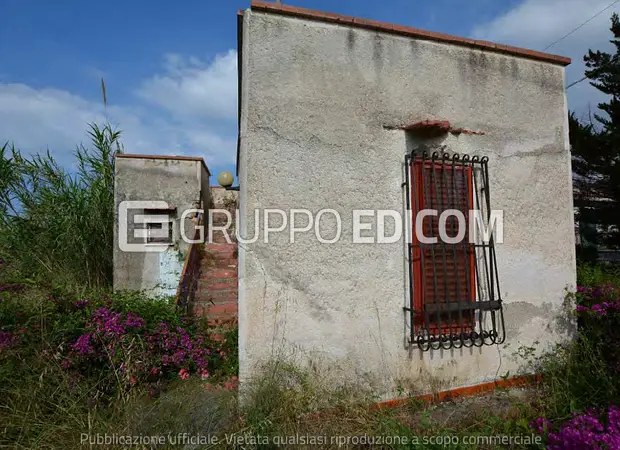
[573,13,620,251]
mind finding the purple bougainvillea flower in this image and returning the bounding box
[62,310,218,389]
[592,304,608,316]
[0,331,18,350]
[124,312,145,328]
[172,350,186,365]
[538,406,620,450]
[71,333,94,355]
[530,417,552,435]
[91,307,126,337]
[74,299,89,310]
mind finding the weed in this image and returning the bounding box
[0,124,119,288]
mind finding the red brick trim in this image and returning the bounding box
[249,1,571,66]
[116,153,210,175]
[301,375,541,422]
[374,375,542,411]
[393,119,487,137]
[450,128,486,136]
[403,119,451,137]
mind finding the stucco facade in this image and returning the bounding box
[113,154,211,297]
[237,3,576,398]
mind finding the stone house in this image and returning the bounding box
[112,1,576,401]
[235,1,576,398]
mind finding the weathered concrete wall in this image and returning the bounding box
[238,10,575,398]
[113,156,210,297]
[200,165,213,212]
[211,186,239,210]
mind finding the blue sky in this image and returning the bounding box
[0,0,616,181]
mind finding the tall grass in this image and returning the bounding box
[0,124,120,288]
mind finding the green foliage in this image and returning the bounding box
[109,291,181,329]
[577,263,620,287]
[516,275,620,424]
[218,322,239,376]
[0,283,239,449]
[535,337,616,420]
[572,13,620,249]
[0,123,120,288]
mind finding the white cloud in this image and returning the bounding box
[472,0,620,119]
[136,50,238,120]
[0,84,106,158]
[0,50,238,170]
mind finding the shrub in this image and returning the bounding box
[577,264,620,288]
[574,285,620,393]
[0,284,238,448]
[523,279,620,447]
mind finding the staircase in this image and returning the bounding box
[191,188,239,326]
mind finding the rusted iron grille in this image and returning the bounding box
[404,151,505,351]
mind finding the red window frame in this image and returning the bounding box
[410,160,476,333]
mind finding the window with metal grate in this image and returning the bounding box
[404,151,505,351]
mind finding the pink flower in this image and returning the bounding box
[179,369,190,380]
[129,377,136,385]
[200,369,210,380]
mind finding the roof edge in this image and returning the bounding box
[250,1,571,67]
[115,153,211,176]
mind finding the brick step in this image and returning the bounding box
[194,301,237,313]
[202,257,237,266]
[201,268,237,279]
[195,291,237,303]
[193,301,238,319]
[210,263,237,270]
[204,243,237,251]
[201,279,237,289]
[199,260,237,269]
[209,233,237,244]
[197,285,236,295]
[203,247,237,261]
[200,257,236,265]
[192,213,238,323]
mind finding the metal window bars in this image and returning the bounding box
[403,150,505,351]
